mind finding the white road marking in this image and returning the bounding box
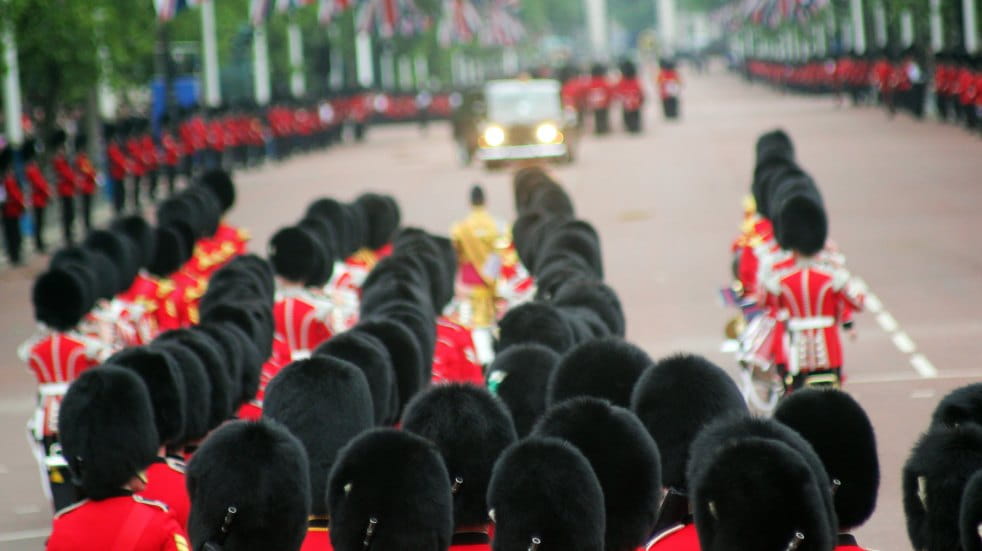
[876,312,899,333]
[892,332,916,354]
[864,293,884,314]
[910,389,936,399]
[910,354,939,378]
[720,339,740,353]
[0,528,49,543]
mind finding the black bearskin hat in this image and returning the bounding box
[620,59,637,78]
[552,279,625,337]
[533,397,661,551]
[296,217,336,288]
[548,337,653,408]
[314,330,397,425]
[149,341,211,445]
[487,437,605,551]
[84,229,139,293]
[263,357,374,517]
[402,384,518,529]
[327,429,453,551]
[931,383,982,429]
[106,347,187,449]
[355,192,399,250]
[111,215,156,269]
[186,420,310,551]
[775,389,879,531]
[192,324,244,406]
[960,469,982,551]
[351,319,425,422]
[487,344,560,437]
[774,187,828,256]
[156,329,234,431]
[690,436,836,551]
[306,198,354,257]
[268,225,321,284]
[48,129,67,149]
[631,353,747,492]
[198,169,236,213]
[59,367,159,499]
[32,268,91,331]
[147,226,188,278]
[755,129,795,164]
[361,299,436,381]
[497,302,575,355]
[903,424,982,551]
[50,246,117,302]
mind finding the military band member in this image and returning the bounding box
[775,389,880,551]
[47,367,189,551]
[107,346,191,529]
[263,357,374,550]
[23,138,52,253]
[615,60,645,133]
[0,145,24,265]
[186,419,310,551]
[402,384,519,550]
[451,186,503,329]
[632,354,748,550]
[587,64,613,135]
[486,344,560,438]
[105,123,131,214]
[487,437,606,551]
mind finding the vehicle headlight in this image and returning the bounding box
[484,126,506,147]
[536,123,560,144]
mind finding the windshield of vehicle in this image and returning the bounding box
[485,80,562,124]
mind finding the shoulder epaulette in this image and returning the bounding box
[132,495,170,512]
[164,456,187,474]
[53,499,90,519]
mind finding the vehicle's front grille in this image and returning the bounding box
[506,125,535,145]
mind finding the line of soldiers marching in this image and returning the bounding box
[743,49,982,130]
[25,159,982,551]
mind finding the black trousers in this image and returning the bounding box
[164,165,178,195]
[594,109,610,135]
[80,194,93,231]
[130,176,143,210]
[2,214,21,264]
[623,109,642,133]
[60,196,75,245]
[33,206,46,252]
[146,170,159,201]
[111,177,126,214]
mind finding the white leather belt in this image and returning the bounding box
[787,316,835,331]
[38,383,69,397]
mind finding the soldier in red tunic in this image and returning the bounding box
[761,184,864,389]
[47,367,190,551]
[488,437,606,551]
[72,134,97,231]
[656,59,682,120]
[586,63,613,135]
[269,226,336,360]
[534,397,661,551]
[328,429,453,551]
[0,146,24,265]
[105,123,131,213]
[23,138,52,252]
[776,389,880,551]
[263,356,374,551]
[687,416,838,551]
[402,384,518,551]
[23,266,110,511]
[107,346,191,529]
[49,130,77,245]
[125,119,148,209]
[632,355,748,551]
[615,60,645,133]
[186,419,310,551]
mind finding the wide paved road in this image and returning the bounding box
[1,66,980,550]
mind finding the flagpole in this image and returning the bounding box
[849,0,866,54]
[254,23,273,105]
[356,32,375,88]
[2,4,23,147]
[964,0,979,52]
[288,12,307,98]
[929,0,943,52]
[583,0,609,60]
[202,0,222,107]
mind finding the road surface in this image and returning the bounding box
[1,65,980,550]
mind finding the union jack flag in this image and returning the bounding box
[153,0,200,22]
[483,0,524,46]
[250,0,274,24]
[357,0,401,37]
[437,0,483,45]
[319,0,354,24]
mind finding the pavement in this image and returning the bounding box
[1,64,980,550]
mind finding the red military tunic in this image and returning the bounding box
[140,457,190,530]
[432,317,482,385]
[301,520,334,551]
[214,222,250,256]
[450,529,493,550]
[161,132,180,168]
[107,143,130,181]
[74,153,97,196]
[141,135,159,173]
[46,495,189,551]
[835,534,870,550]
[25,162,51,208]
[761,258,865,372]
[3,173,25,217]
[585,76,613,111]
[273,287,334,360]
[126,138,146,178]
[121,272,180,333]
[52,155,76,198]
[614,77,645,112]
[645,522,699,551]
